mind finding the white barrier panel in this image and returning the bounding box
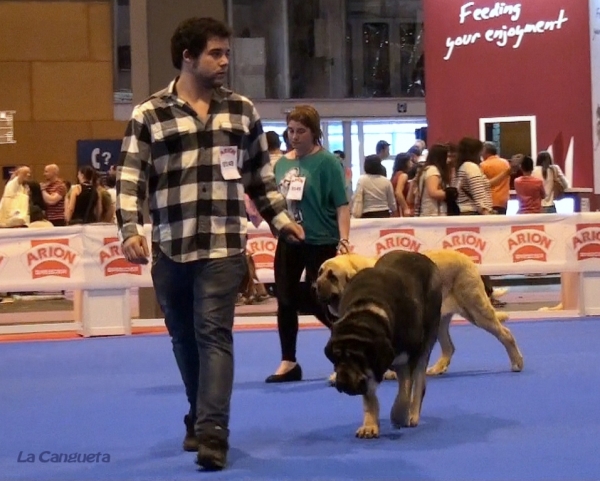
[2,214,600,289]
[2,214,600,336]
[0,224,153,291]
[0,226,86,292]
[80,224,153,290]
[249,213,585,282]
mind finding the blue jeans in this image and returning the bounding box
[151,249,247,441]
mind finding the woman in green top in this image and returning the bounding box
[265,105,351,383]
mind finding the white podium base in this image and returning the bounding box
[74,289,132,337]
[580,272,600,316]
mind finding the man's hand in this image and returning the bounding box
[122,235,150,265]
[279,222,305,243]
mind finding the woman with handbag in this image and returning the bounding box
[408,144,457,217]
[65,166,101,225]
[532,151,568,214]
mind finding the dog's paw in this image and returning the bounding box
[426,361,449,376]
[406,411,420,428]
[328,372,337,386]
[383,370,397,381]
[511,355,524,372]
[391,411,419,428]
[356,424,379,439]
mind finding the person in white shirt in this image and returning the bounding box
[351,155,396,218]
[532,151,568,213]
[410,144,455,217]
[0,166,31,226]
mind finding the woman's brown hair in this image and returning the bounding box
[286,104,323,145]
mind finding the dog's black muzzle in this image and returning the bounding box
[334,369,368,396]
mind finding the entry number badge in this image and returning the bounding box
[287,177,306,201]
[219,146,241,180]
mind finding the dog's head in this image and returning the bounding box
[324,307,395,396]
[315,255,373,316]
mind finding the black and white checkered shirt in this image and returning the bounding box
[116,79,292,262]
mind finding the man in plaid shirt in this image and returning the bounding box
[116,17,303,471]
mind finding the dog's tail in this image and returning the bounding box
[460,273,509,327]
[239,252,257,298]
[496,311,509,323]
[432,251,509,326]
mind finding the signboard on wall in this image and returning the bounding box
[423,0,594,190]
[76,140,122,172]
[590,0,600,193]
[0,111,16,144]
[442,3,568,61]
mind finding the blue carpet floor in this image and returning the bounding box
[1,318,600,481]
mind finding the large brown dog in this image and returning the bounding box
[325,250,442,438]
[315,253,376,317]
[316,249,524,375]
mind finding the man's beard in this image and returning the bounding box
[198,73,225,90]
[192,60,226,89]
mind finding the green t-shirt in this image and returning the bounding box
[274,149,348,245]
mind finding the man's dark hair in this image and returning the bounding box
[333,150,345,160]
[265,131,281,151]
[171,17,232,70]
[521,155,534,173]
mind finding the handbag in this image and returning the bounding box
[552,166,565,200]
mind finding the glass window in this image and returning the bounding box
[230,0,288,99]
[362,23,390,98]
[262,121,288,151]
[351,119,427,189]
[326,121,344,154]
[228,0,424,99]
[347,0,424,99]
[113,0,132,97]
[399,22,425,97]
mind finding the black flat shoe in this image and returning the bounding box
[265,364,303,383]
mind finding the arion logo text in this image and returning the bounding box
[376,229,422,256]
[98,237,142,276]
[507,225,553,263]
[572,223,600,260]
[24,239,79,279]
[247,233,277,270]
[441,227,487,264]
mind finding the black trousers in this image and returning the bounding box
[361,210,390,218]
[274,240,337,362]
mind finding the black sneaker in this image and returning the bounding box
[183,415,199,452]
[196,433,228,471]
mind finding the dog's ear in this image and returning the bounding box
[324,338,341,364]
[370,337,395,383]
[326,268,337,283]
[324,338,335,364]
